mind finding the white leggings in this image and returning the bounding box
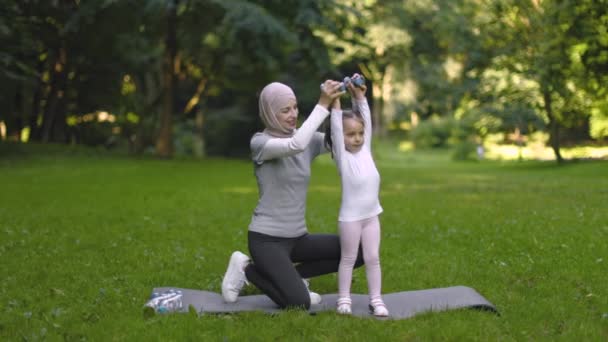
[338,216,382,301]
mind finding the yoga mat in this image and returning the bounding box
[148,285,498,319]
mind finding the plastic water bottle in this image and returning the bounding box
[143,289,183,317]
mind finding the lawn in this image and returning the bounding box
[1,144,607,341]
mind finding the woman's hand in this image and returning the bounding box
[347,73,367,100]
[319,80,345,108]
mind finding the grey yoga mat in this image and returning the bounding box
[149,285,498,319]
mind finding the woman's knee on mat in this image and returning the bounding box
[281,289,311,309]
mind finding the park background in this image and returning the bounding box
[1,0,607,340]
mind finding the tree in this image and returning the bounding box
[328,0,491,139]
[155,0,178,158]
[179,0,357,156]
[0,0,159,146]
[318,0,412,136]
[566,0,608,142]
[481,0,605,162]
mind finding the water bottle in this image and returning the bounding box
[144,289,183,317]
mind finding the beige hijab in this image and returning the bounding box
[259,82,297,137]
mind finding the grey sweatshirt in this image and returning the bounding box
[249,104,329,237]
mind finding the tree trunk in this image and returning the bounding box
[131,71,162,154]
[371,82,384,137]
[5,89,23,142]
[28,58,46,142]
[41,45,68,143]
[370,68,388,137]
[193,108,205,158]
[542,89,564,163]
[360,62,387,137]
[155,0,178,158]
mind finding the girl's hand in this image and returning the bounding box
[319,80,345,108]
[347,73,367,100]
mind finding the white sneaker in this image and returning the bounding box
[221,251,250,303]
[337,297,352,315]
[302,278,322,305]
[369,298,389,317]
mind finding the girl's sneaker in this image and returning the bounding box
[369,298,389,317]
[337,297,352,315]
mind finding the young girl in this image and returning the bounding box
[325,74,389,317]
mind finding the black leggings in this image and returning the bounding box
[245,231,364,309]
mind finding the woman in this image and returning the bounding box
[221,80,364,309]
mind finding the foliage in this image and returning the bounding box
[475,0,608,161]
[202,105,257,157]
[0,0,605,160]
[451,140,478,161]
[590,111,608,141]
[410,116,455,148]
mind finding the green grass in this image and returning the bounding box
[1,143,607,341]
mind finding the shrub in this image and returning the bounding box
[452,140,478,161]
[410,117,455,148]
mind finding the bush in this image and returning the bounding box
[410,117,455,148]
[203,105,257,157]
[173,119,195,156]
[451,140,478,161]
[69,121,115,146]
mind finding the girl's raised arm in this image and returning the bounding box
[356,98,372,149]
[330,108,346,167]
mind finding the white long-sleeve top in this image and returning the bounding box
[330,98,383,222]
